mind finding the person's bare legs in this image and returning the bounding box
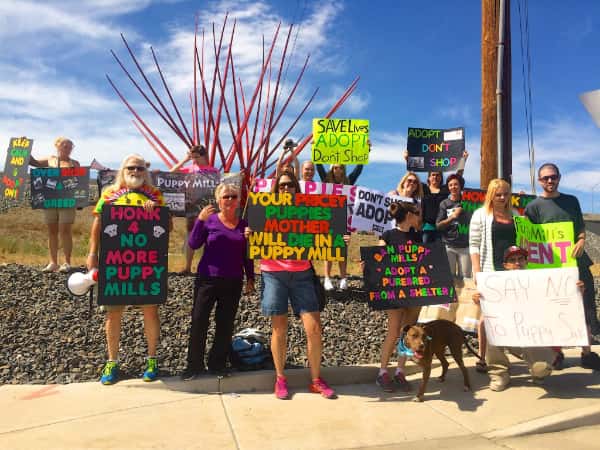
[105,309,124,360]
[59,223,73,265]
[380,309,402,369]
[271,314,288,377]
[142,306,160,357]
[338,261,347,278]
[47,223,59,266]
[324,261,333,278]
[301,312,322,379]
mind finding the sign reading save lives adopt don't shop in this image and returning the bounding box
[97,205,169,306]
[246,192,347,261]
[406,127,465,172]
[312,118,369,164]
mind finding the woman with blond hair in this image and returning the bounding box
[29,137,80,273]
[389,171,425,201]
[469,178,518,371]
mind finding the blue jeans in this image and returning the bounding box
[260,269,319,316]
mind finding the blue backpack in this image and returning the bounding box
[230,328,272,370]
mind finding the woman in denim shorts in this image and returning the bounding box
[245,171,336,400]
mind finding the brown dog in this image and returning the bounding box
[402,319,482,402]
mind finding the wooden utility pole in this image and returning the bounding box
[481,0,512,189]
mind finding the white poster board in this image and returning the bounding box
[476,268,588,347]
[580,89,600,128]
[351,186,415,234]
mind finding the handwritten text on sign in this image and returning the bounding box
[246,192,347,261]
[312,118,369,164]
[2,137,33,202]
[477,268,587,346]
[406,127,464,172]
[352,186,415,234]
[97,205,169,306]
[361,241,456,310]
[514,217,576,268]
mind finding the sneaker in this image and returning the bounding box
[180,367,204,381]
[393,371,411,391]
[143,357,158,382]
[552,351,565,370]
[376,371,395,392]
[100,360,119,385]
[530,361,552,380]
[42,263,59,273]
[309,377,336,399]
[339,278,348,291]
[58,263,71,273]
[581,351,600,370]
[489,379,508,392]
[274,376,289,400]
[323,278,334,291]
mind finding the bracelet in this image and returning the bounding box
[88,253,98,257]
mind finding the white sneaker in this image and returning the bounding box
[58,263,71,273]
[339,278,348,290]
[42,263,59,273]
[323,278,334,291]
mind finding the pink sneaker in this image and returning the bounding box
[309,377,336,399]
[274,376,289,400]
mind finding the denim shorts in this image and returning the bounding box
[260,269,319,316]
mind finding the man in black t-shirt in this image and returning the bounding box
[525,163,600,371]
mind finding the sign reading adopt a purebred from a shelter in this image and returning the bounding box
[246,192,347,261]
[312,118,370,165]
[97,205,169,306]
[406,127,465,172]
[361,241,455,310]
[1,137,32,202]
[30,166,90,209]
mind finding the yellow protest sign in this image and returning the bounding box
[514,217,576,268]
[311,118,369,165]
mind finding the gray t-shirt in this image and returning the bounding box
[524,193,584,235]
[436,197,469,248]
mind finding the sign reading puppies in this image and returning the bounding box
[361,241,456,310]
[1,137,32,202]
[246,192,347,261]
[477,268,587,346]
[97,205,169,305]
[30,166,90,209]
[312,118,370,164]
[406,127,465,172]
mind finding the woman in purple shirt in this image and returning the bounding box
[181,183,255,379]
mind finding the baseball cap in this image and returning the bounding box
[503,245,528,262]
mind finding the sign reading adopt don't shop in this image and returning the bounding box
[98,205,169,306]
[246,192,347,261]
[312,118,369,165]
[406,127,464,172]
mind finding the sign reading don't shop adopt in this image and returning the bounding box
[361,241,455,310]
[406,127,465,172]
[312,118,369,165]
[247,192,347,261]
[1,137,32,202]
[351,186,415,234]
[30,166,90,209]
[97,205,169,306]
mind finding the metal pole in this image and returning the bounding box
[496,0,506,179]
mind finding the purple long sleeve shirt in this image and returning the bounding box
[188,213,254,280]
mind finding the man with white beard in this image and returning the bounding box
[87,154,170,385]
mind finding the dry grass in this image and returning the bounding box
[0,206,379,276]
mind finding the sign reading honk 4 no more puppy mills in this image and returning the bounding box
[246,192,347,261]
[406,127,465,172]
[97,205,169,306]
[2,137,32,202]
[361,241,456,310]
[312,118,369,164]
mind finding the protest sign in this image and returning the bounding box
[30,166,90,209]
[514,216,576,268]
[246,192,347,261]
[1,137,32,202]
[97,205,169,306]
[406,127,465,172]
[152,170,220,217]
[351,186,415,234]
[477,267,588,346]
[312,118,369,165]
[361,241,456,309]
[97,169,117,194]
[253,178,357,231]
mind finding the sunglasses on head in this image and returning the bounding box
[221,194,238,200]
[126,166,146,172]
[539,175,559,182]
[278,181,295,189]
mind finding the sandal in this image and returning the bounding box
[476,360,488,373]
[42,263,59,273]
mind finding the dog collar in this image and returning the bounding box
[396,333,414,357]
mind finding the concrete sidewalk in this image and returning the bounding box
[0,348,599,450]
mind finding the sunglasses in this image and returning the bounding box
[405,179,418,184]
[278,182,295,189]
[126,166,146,172]
[221,194,238,200]
[539,175,559,182]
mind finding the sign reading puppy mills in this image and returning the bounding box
[361,241,456,310]
[98,205,169,306]
[406,127,465,172]
[1,137,33,202]
[246,192,347,261]
[30,166,90,209]
[312,118,369,164]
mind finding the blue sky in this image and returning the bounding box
[2,0,600,211]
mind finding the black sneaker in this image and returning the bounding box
[581,352,600,370]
